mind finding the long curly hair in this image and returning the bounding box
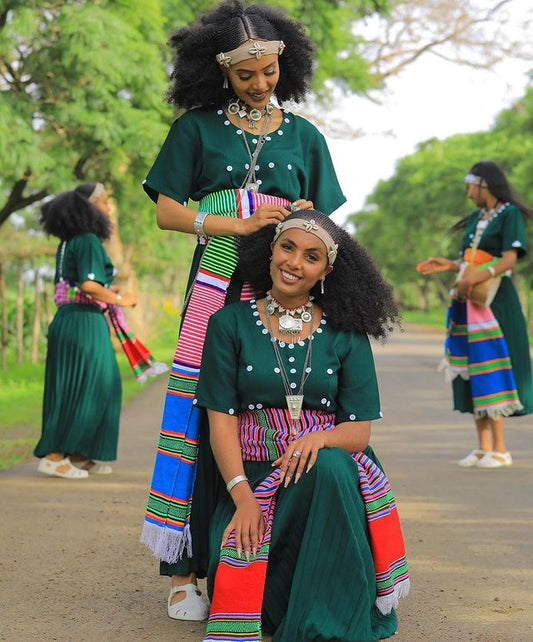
[237,210,400,339]
[167,0,315,109]
[39,183,111,241]
[450,160,533,232]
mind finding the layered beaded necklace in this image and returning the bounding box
[265,291,314,336]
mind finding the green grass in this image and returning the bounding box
[401,307,447,328]
[0,324,177,472]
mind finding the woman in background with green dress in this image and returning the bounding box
[195,210,408,641]
[34,183,137,479]
[140,0,345,622]
[417,161,533,469]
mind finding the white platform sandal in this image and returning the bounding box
[38,457,89,479]
[457,449,486,467]
[476,451,513,468]
[167,583,210,621]
[74,460,113,475]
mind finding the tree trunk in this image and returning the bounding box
[0,262,7,371]
[43,279,53,325]
[31,265,42,364]
[16,263,24,364]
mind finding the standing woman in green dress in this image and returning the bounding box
[417,161,533,468]
[140,0,345,621]
[195,210,408,641]
[34,183,137,479]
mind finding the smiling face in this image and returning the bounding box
[270,228,333,305]
[226,54,280,109]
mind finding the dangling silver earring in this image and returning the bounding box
[320,277,325,295]
[222,76,228,90]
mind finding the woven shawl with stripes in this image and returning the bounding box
[441,296,523,417]
[204,408,410,641]
[141,189,291,562]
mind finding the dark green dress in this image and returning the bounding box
[34,234,122,461]
[195,302,398,642]
[452,204,533,414]
[144,107,346,577]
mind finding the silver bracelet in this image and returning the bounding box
[226,474,248,493]
[193,211,210,239]
[116,293,122,304]
[487,265,496,277]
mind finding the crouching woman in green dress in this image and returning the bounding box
[194,210,410,641]
[34,183,137,479]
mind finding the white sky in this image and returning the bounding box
[323,7,533,225]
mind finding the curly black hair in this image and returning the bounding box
[237,210,400,339]
[39,183,111,241]
[167,0,315,109]
[450,160,533,232]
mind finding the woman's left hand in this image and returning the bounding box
[454,267,489,298]
[273,432,327,488]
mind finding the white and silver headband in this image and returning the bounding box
[88,182,106,202]
[216,39,285,68]
[464,173,488,188]
[273,218,338,265]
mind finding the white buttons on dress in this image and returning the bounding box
[279,341,286,347]
[512,240,522,247]
[298,340,305,346]
[236,129,242,135]
[288,343,294,349]
[290,368,296,374]
[287,164,292,170]
[305,367,312,373]
[253,311,259,316]
[87,273,95,280]
[217,109,223,115]
[321,398,327,404]
[274,367,280,373]
[246,365,253,371]
[248,404,255,410]
[316,328,323,333]
[262,328,268,334]
[229,408,235,415]
[290,382,297,389]
[266,136,271,141]
[245,163,250,169]
[320,319,326,325]
[284,117,290,123]
[327,368,333,374]
[252,139,258,144]
[254,164,260,171]
[349,414,356,420]
[288,356,295,363]
[257,179,262,185]
[192,399,198,405]
[226,165,233,171]
[256,403,263,409]
[224,120,230,126]
[251,303,257,309]
[379,411,383,417]
[278,130,284,136]
[256,320,262,326]
[268,162,275,168]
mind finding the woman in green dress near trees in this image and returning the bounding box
[140,0,345,621]
[194,210,409,641]
[34,183,137,479]
[417,161,533,469]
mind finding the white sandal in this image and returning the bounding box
[167,583,210,621]
[457,449,486,467]
[38,457,89,479]
[476,451,513,468]
[73,460,113,475]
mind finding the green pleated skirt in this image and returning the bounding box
[34,304,122,460]
[452,277,533,415]
[207,447,398,642]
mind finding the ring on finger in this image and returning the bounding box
[292,450,302,459]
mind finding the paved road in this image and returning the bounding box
[1,324,532,642]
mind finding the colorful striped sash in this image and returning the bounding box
[204,408,409,641]
[441,297,523,417]
[141,189,291,563]
[54,281,167,382]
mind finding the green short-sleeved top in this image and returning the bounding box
[461,203,528,259]
[195,300,382,423]
[54,233,116,287]
[143,107,346,215]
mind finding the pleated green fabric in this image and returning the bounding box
[207,448,398,642]
[34,305,122,460]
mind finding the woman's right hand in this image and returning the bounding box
[241,203,291,235]
[416,257,457,275]
[118,292,137,307]
[221,496,265,560]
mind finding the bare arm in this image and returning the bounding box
[208,409,265,559]
[156,194,314,236]
[455,248,518,297]
[80,281,137,307]
[416,257,459,275]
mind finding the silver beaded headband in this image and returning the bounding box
[464,173,488,188]
[88,182,106,202]
[216,39,285,68]
[273,218,338,265]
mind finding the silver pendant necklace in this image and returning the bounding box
[227,98,273,192]
[264,302,313,431]
[265,291,313,336]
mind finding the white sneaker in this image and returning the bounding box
[476,452,513,468]
[167,583,209,621]
[457,449,486,467]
